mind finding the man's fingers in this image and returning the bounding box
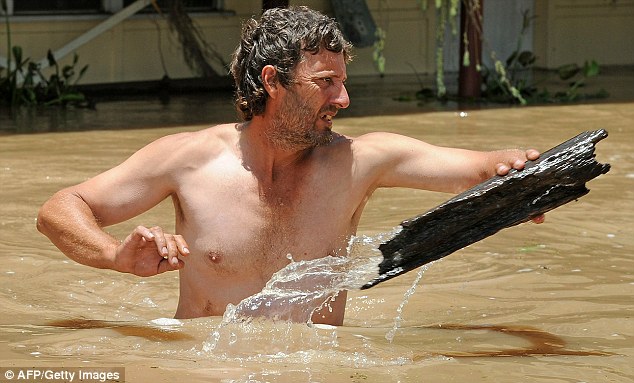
[165,236,180,267]
[149,226,169,257]
[156,257,184,274]
[495,163,510,176]
[166,235,189,267]
[511,158,525,170]
[124,226,187,274]
[174,235,190,257]
[531,214,546,224]
[497,151,540,175]
[526,148,540,161]
[129,225,155,243]
[148,227,188,268]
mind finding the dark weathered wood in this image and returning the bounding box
[362,129,611,289]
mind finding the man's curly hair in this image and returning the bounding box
[230,6,353,121]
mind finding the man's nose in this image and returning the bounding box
[332,83,350,109]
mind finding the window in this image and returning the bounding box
[123,0,224,13]
[2,0,225,16]
[13,0,102,15]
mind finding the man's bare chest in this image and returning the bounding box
[173,162,358,280]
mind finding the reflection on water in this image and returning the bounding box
[48,318,195,342]
[1,101,633,382]
[0,92,236,135]
[413,324,612,358]
[45,319,611,361]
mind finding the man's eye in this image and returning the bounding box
[322,78,333,84]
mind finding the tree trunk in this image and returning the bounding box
[458,0,483,99]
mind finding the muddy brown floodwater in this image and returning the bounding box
[1,100,633,382]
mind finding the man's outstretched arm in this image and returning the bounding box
[355,132,540,194]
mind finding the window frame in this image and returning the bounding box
[1,0,226,16]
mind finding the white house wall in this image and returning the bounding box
[0,0,632,85]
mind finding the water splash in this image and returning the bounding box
[221,254,372,323]
[221,229,400,325]
[385,262,432,343]
[202,229,403,354]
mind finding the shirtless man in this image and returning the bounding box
[36,6,541,326]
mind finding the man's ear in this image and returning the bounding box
[262,65,279,98]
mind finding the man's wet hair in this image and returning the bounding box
[230,6,353,121]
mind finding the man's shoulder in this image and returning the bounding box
[160,123,236,148]
[324,131,396,146]
[342,131,406,154]
[312,132,398,168]
[349,131,403,144]
[319,131,400,155]
[203,123,241,139]
[147,124,238,166]
[337,131,429,171]
[165,123,235,141]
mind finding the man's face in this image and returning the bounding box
[267,49,349,151]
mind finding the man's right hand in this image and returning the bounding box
[114,226,190,277]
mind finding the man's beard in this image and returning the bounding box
[266,91,334,151]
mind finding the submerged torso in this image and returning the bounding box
[170,124,374,324]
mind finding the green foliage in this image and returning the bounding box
[1,48,90,108]
[432,0,461,98]
[481,10,607,104]
[372,28,386,76]
[0,4,89,109]
[484,57,606,106]
[404,3,608,105]
[554,60,604,101]
[420,0,468,98]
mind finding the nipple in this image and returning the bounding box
[207,252,222,263]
